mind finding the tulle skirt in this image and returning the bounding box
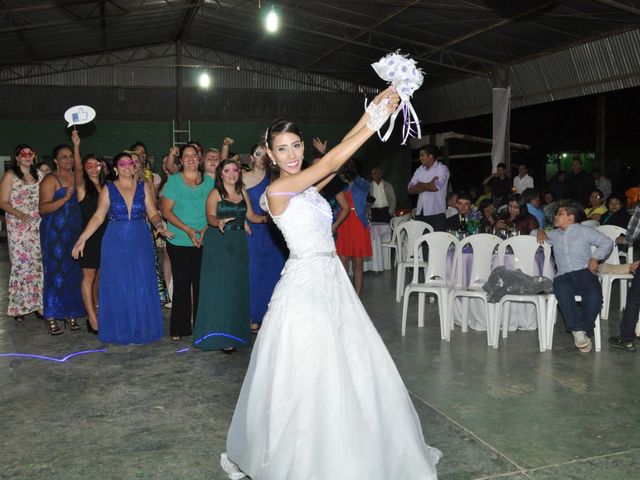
[223,255,440,479]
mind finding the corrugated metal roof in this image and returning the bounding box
[0,43,376,94]
[0,0,638,88]
[416,27,640,124]
[0,1,639,122]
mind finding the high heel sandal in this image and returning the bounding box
[46,319,63,336]
[86,319,98,335]
[14,316,25,323]
[65,318,81,331]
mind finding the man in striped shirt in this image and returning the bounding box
[609,205,640,352]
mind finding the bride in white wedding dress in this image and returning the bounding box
[221,86,441,479]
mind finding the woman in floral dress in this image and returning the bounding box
[0,144,44,322]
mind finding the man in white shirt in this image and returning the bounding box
[369,167,396,223]
[513,163,534,194]
[407,146,449,231]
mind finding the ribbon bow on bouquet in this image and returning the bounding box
[370,51,424,145]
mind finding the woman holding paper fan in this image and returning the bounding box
[221,85,440,480]
[71,131,106,335]
[39,143,86,335]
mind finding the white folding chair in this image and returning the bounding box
[545,295,601,352]
[381,214,411,267]
[596,225,633,320]
[395,220,434,302]
[448,234,502,346]
[493,236,552,351]
[401,232,459,340]
[581,220,600,227]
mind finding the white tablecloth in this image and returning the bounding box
[451,249,548,332]
[364,222,392,272]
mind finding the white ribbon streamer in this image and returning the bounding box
[370,51,425,144]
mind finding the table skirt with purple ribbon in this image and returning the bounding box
[449,246,551,332]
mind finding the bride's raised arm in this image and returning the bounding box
[266,86,399,216]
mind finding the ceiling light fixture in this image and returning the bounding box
[265,5,279,33]
[198,71,211,89]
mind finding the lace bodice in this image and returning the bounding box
[263,187,335,257]
[107,181,146,222]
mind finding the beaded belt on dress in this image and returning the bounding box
[226,224,244,230]
[288,251,337,260]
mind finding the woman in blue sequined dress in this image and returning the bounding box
[72,153,173,345]
[39,143,86,335]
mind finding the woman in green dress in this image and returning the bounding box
[193,159,268,353]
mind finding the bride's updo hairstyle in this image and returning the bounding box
[265,119,303,179]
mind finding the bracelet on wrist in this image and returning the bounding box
[366,99,391,131]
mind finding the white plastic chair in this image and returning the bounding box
[581,220,600,227]
[596,225,633,320]
[381,214,411,267]
[395,220,434,302]
[493,236,552,351]
[401,232,459,340]
[448,234,502,346]
[545,295,601,352]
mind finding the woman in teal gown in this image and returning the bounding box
[193,159,268,352]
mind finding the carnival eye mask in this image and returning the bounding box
[18,150,36,159]
[84,162,102,170]
[117,159,137,168]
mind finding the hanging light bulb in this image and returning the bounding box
[198,71,211,89]
[265,6,279,33]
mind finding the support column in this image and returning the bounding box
[175,40,183,129]
[596,95,606,174]
[491,68,511,172]
[491,87,511,172]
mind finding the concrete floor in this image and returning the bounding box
[1,245,639,480]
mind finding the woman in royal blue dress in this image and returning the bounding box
[39,143,86,335]
[243,143,287,332]
[72,152,173,345]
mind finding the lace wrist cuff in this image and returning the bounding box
[366,100,390,131]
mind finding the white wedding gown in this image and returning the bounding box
[222,187,441,479]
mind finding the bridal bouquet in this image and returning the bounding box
[371,51,424,144]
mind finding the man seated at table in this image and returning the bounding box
[536,200,612,353]
[609,203,640,352]
[369,166,396,223]
[446,192,473,232]
[446,192,458,218]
